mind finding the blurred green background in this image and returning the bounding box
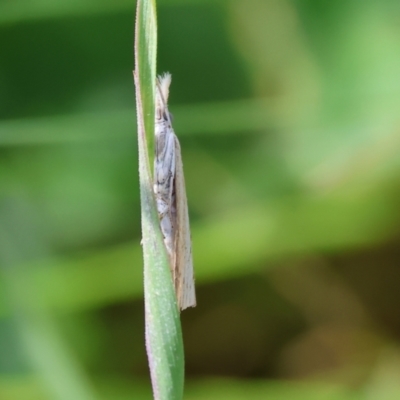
[1,0,400,399]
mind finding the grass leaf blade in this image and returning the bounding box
[134,1,184,399]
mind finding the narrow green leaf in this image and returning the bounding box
[134,1,184,399]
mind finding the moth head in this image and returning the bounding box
[156,72,171,104]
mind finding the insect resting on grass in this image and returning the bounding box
[153,73,196,311]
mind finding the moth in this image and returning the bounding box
[154,73,196,311]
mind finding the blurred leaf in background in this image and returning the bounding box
[0,0,400,399]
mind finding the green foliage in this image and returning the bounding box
[1,0,400,399]
[134,0,184,399]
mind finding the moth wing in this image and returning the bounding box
[173,136,196,310]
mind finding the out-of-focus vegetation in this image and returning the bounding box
[1,0,400,399]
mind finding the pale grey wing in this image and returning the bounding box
[173,135,196,310]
